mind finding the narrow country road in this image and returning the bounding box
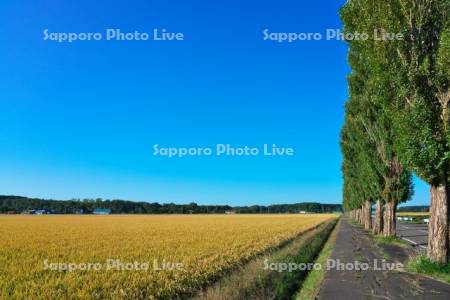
[318,218,450,300]
[396,222,428,249]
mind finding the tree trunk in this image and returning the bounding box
[427,183,448,263]
[358,208,362,224]
[359,208,363,224]
[373,200,383,235]
[361,207,364,224]
[360,207,363,224]
[383,201,397,236]
[363,200,372,230]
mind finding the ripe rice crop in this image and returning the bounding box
[397,212,429,217]
[0,214,336,299]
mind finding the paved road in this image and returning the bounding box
[318,218,450,299]
[396,222,428,249]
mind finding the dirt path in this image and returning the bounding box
[318,218,450,300]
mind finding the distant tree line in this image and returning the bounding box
[235,203,342,214]
[0,196,342,214]
[397,206,430,213]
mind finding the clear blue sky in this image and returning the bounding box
[0,0,429,206]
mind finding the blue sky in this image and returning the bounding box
[0,0,429,205]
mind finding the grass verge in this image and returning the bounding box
[348,219,364,229]
[407,254,450,284]
[373,235,410,248]
[294,220,339,300]
[193,218,338,300]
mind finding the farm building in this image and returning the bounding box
[36,209,54,215]
[93,208,111,215]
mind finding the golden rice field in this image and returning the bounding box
[397,212,429,217]
[0,214,336,299]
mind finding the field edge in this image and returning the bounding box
[191,217,339,300]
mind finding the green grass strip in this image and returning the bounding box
[294,220,339,300]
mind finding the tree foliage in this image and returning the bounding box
[341,0,413,214]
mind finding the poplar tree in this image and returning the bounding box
[394,0,450,263]
[368,0,450,262]
[341,0,413,236]
[341,0,450,261]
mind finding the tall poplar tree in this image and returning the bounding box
[369,0,450,262]
[341,0,413,236]
[394,0,450,263]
